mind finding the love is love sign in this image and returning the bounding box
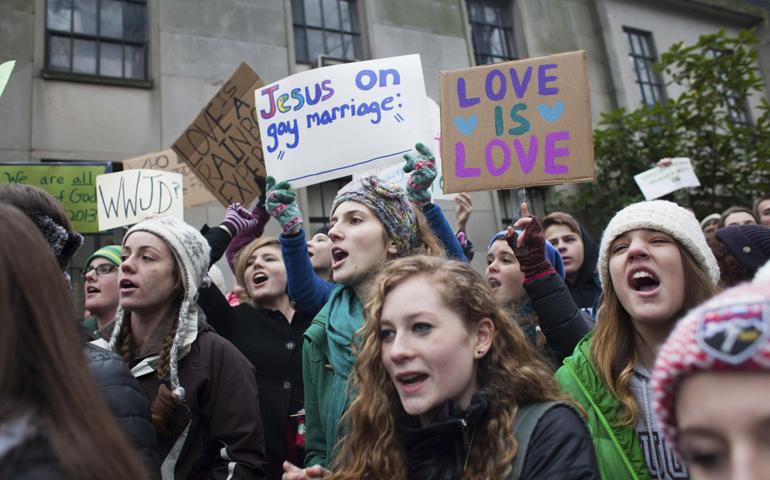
[255,54,433,188]
[440,51,595,193]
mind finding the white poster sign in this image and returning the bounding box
[634,157,701,201]
[97,170,184,230]
[255,54,433,188]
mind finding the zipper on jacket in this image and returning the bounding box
[564,361,641,480]
[460,418,470,449]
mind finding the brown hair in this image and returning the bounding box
[0,184,78,271]
[328,255,581,480]
[705,232,751,288]
[753,194,770,221]
[590,242,716,425]
[542,211,581,236]
[0,203,148,480]
[116,236,185,437]
[719,205,758,228]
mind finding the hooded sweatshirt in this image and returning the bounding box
[566,226,602,316]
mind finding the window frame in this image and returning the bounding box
[291,0,364,66]
[623,27,666,107]
[466,0,518,66]
[44,0,150,83]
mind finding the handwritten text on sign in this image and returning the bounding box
[634,157,701,201]
[255,54,433,188]
[123,150,217,208]
[97,170,184,231]
[440,51,595,194]
[172,62,266,208]
[0,163,108,233]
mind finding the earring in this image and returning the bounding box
[477,349,484,355]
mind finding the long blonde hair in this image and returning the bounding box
[590,242,716,425]
[328,255,581,480]
[234,237,287,307]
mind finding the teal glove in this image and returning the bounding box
[403,142,437,207]
[265,176,303,234]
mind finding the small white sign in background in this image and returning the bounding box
[634,157,701,201]
[97,170,184,231]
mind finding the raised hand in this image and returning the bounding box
[265,176,303,235]
[403,142,438,207]
[506,203,554,279]
[220,203,259,236]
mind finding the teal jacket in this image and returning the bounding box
[555,334,652,480]
[302,304,333,468]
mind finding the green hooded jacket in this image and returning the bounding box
[555,334,652,480]
[302,303,333,468]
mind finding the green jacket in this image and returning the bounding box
[555,334,652,480]
[302,304,333,468]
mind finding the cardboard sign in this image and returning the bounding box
[634,157,701,200]
[0,162,110,233]
[255,54,433,188]
[96,170,184,230]
[440,51,595,194]
[123,150,217,208]
[172,62,267,208]
[0,61,14,99]
[354,98,455,200]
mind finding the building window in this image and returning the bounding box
[305,176,352,232]
[467,0,517,66]
[707,48,752,127]
[624,28,665,106]
[46,0,148,79]
[292,0,363,65]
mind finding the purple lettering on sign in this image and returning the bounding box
[514,136,538,175]
[485,139,510,176]
[457,78,480,108]
[538,64,559,96]
[509,66,532,99]
[485,69,507,101]
[544,131,570,174]
[455,142,481,178]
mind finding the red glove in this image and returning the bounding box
[506,215,554,280]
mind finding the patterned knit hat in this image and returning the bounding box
[652,280,770,455]
[715,225,770,276]
[598,200,720,288]
[85,245,122,268]
[108,217,211,401]
[331,175,418,254]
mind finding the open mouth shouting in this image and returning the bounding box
[487,277,502,291]
[86,285,101,296]
[396,371,429,393]
[331,247,349,269]
[252,272,268,288]
[120,279,138,294]
[628,267,661,297]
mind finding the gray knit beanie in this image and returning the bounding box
[108,217,211,401]
[598,200,720,288]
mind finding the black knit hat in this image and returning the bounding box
[716,225,770,274]
[314,225,330,237]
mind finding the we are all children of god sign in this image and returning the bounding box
[440,51,595,194]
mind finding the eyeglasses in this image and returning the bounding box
[80,264,119,279]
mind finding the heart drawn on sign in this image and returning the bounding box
[538,100,565,123]
[454,114,479,136]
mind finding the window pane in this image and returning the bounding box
[490,29,504,57]
[639,35,651,58]
[292,0,305,24]
[326,32,343,57]
[484,6,497,24]
[625,33,634,54]
[73,0,96,34]
[469,3,483,22]
[100,0,123,38]
[125,2,146,42]
[305,0,322,27]
[630,34,643,57]
[49,35,72,71]
[635,58,650,83]
[48,0,72,32]
[73,39,97,74]
[307,29,325,62]
[294,28,308,63]
[342,33,354,60]
[124,45,145,79]
[642,84,654,105]
[323,0,340,30]
[339,1,351,31]
[473,25,489,55]
[636,82,645,104]
[100,42,123,77]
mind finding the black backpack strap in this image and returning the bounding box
[509,401,580,480]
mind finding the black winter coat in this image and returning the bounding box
[82,338,160,478]
[1,435,67,480]
[566,226,602,315]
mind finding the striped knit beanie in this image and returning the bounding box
[331,175,418,254]
[598,200,720,288]
[85,245,122,268]
[108,217,211,402]
[652,280,770,456]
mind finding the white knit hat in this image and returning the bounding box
[598,200,720,288]
[108,216,211,401]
